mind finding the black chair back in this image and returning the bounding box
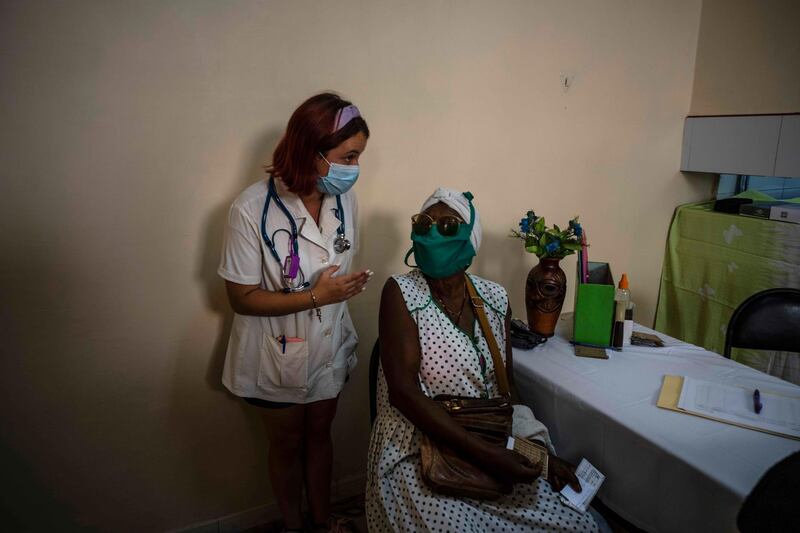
[723,288,800,358]
[369,339,380,425]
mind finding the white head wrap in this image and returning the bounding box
[420,187,482,252]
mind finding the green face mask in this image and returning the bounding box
[404,195,477,279]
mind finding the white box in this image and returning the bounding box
[769,204,800,224]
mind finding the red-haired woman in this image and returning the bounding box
[218,93,371,532]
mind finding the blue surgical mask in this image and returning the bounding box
[317,153,359,195]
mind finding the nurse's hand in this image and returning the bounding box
[313,265,372,305]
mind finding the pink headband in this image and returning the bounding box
[333,105,361,132]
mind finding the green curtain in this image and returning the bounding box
[655,195,800,376]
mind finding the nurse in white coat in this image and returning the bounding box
[218,93,371,532]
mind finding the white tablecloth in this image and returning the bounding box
[513,314,800,533]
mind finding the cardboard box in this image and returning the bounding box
[769,203,800,224]
[739,201,786,219]
[573,262,615,347]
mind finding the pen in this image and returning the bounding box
[280,335,286,354]
[753,389,762,414]
[581,230,589,284]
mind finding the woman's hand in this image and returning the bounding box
[312,265,372,305]
[547,454,581,492]
[482,446,542,485]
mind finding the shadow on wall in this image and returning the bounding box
[349,207,407,350]
[472,228,534,318]
[330,209,405,482]
[360,209,409,287]
[199,127,284,391]
[163,127,284,526]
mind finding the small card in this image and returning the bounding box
[574,345,609,359]
[559,459,605,513]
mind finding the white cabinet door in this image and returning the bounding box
[681,116,782,175]
[775,115,800,178]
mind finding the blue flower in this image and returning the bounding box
[546,240,560,253]
[519,218,530,233]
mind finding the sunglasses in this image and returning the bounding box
[411,213,465,237]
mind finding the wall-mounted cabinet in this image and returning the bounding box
[681,114,800,178]
[775,115,800,178]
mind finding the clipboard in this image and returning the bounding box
[657,375,800,441]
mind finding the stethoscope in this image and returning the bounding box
[261,176,350,293]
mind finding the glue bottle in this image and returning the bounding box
[612,273,630,348]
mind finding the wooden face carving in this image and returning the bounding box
[526,268,567,314]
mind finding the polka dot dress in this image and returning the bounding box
[366,270,598,532]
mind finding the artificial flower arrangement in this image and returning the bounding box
[510,211,583,259]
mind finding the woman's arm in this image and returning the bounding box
[379,278,540,485]
[504,304,581,492]
[225,266,370,317]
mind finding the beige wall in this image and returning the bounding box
[0,1,708,530]
[691,0,800,115]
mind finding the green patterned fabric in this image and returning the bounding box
[654,198,800,373]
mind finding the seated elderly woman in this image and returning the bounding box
[366,188,601,532]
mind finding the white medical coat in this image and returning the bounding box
[218,177,359,403]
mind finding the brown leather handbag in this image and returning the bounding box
[419,275,515,500]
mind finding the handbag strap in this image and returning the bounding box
[465,275,511,397]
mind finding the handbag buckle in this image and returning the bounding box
[443,399,462,411]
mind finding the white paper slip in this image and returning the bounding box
[559,459,605,513]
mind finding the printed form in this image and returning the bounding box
[677,377,800,439]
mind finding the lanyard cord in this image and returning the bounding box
[261,176,298,264]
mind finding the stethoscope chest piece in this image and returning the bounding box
[334,233,351,254]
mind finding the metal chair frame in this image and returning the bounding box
[723,288,800,358]
[369,339,380,425]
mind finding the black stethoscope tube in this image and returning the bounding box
[261,176,299,264]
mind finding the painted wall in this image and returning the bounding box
[690,0,800,115]
[0,1,708,530]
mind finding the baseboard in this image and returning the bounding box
[330,471,367,502]
[174,473,367,533]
